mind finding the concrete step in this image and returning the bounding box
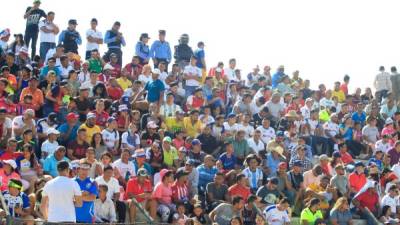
[291,217,367,225]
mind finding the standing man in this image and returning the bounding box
[41,161,82,223]
[38,11,59,61]
[390,66,400,103]
[58,19,82,54]
[85,18,103,60]
[194,41,206,82]
[150,30,172,70]
[24,0,46,58]
[104,21,126,65]
[374,66,392,103]
[74,162,98,223]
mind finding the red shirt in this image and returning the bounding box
[228,184,251,200]
[124,177,152,202]
[107,86,124,101]
[93,111,109,127]
[340,151,354,164]
[171,181,189,203]
[124,63,142,81]
[0,150,22,161]
[349,172,367,193]
[356,190,379,213]
[340,83,348,95]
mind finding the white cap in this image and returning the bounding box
[215,67,222,73]
[386,117,394,125]
[152,69,161,74]
[87,112,96,119]
[3,160,17,169]
[47,128,60,135]
[103,63,114,71]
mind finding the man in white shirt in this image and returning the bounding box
[183,56,202,97]
[224,58,238,82]
[263,198,291,225]
[113,149,136,185]
[41,161,82,223]
[247,130,265,155]
[381,184,399,215]
[85,18,103,59]
[39,11,59,60]
[374,66,392,102]
[101,117,120,151]
[323,113,339,138]
[300,98,314,120]
[257,118,276,145]
[12,109,37,139]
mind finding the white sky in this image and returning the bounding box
[3,0,400,92]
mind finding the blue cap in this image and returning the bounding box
[191,139,202,146]
[276,131,284,137]
[185,159,196,165]
[228,113,236,118]
[332,151,341,158]
[107,117,116,123]
[293,160,303,167]
[355,161,364,167]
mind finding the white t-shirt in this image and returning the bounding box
[42,176,82,223]
[323,121,339,137]
[224,67,238,81]
[101,129,120,149]
[256,126,276,145]
[237,123,254,138]
[39,20,57,43]
[138,74,152,85]
[86,29,103,51]
[113,159,136,179]
[381,194,399,214]
[247,138,265,155]
[95,176,120,200]
[320,98,335,109]
[264,205,290,225]
[78,71,90,83]
[41,140,59,156]
[0,117,12,138]
[60,65,73,80]
[375,140,392,154]
[223,122,239,134]
[121,132,140,150]
[184,65,202,87]
[12,116,36,138]
[300,106,311,120]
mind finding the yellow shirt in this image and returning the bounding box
[116,78,132,91]
[163,147,178,167]
[183,117,203,138]
[164,117,184,133]
[79,123,102,144]
[332,90,345,103]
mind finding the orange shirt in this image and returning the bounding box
[20,88,44,106]
[228,184,251,200]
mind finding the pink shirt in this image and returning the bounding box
[0,169,21,191]
[152,182,173,204]
[303,170,321,188]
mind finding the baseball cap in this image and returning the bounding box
[268,177,279,185]
[185,159,196,166]
[0,108,7,113]
[48,112,58,123]
[319,154,329,161]
[33,0,41,3]
[276,131,285,137]
[332,151,341,158]
[66,112,79,120]
[103,64,114,71]
[107,117,116,123]
[3,159,16,169]
[132,148,146,158]
[278,162,287,169]
[355,161,364,168]
[87,112,96,119]
[46,128,60,135]
[163,136,172,143]
[24,109,35,116]
[293,160,303,167]
[385,117,394,125]
[137,168,148,177]
[152,69,161,74]
[175,170,189,180]
[118,104,129,111]
[78,162,91,169]
[147,121,158,129]
[191,139,202,145]
[227,113,236,118]
[68,19,78,25]
[335,164,345,170]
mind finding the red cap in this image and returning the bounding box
[278,162,287,169]
[66,112,79,120]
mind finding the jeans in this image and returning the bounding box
[85,50,91,60]
[24,30,38,58]
[39,42,55,60]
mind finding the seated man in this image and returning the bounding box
[206,172,230,211]
[305,175,338,211]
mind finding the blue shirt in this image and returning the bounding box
[133,160,154,175]
[145,79,165,103]
[39,65,61,80]
[271,71,284,89]
[135,41,150,60]
[194,48,205,68]
[196,164,218,192]
[2,191,30,217]
[104,30,126,48]
[339,124,353,141]
[58,123,80,144]
[74,177,98,223]
[43,154,70,177]
[265,153,281,177]
[219,152,237,170]
[58,29,82,45]
[352,111,366,126]
[150,40,172,61]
